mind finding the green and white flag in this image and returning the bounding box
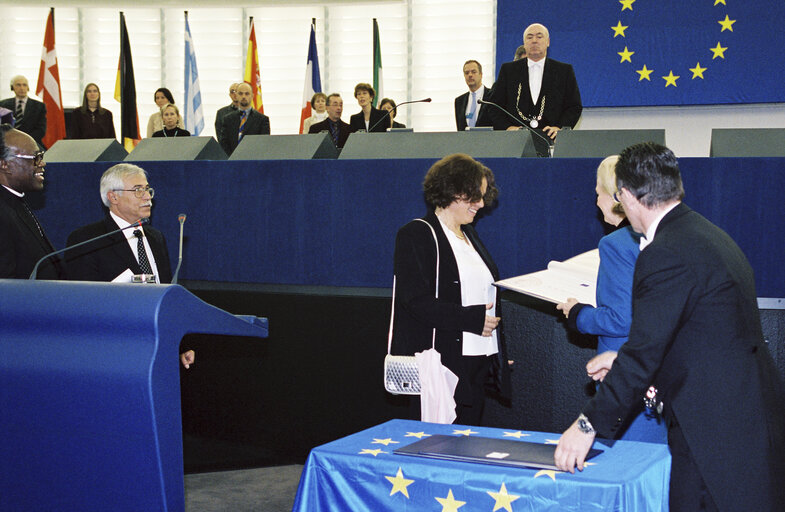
[372,18,383,108]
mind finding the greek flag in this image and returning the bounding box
[184,12,204,135]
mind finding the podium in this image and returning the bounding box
[0,280,268,511]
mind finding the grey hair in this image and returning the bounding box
[99,163,147,207]
[9,75,28,89]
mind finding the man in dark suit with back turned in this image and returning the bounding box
[0,76,47,150]
[308,93,351,149]
[555,143,785,512]
[455,60,493,131]
[218,82,270,155]
[489,23,581,140]
[0,125,64,279]
[214,82,239,145]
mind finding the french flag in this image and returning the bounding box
[299,21,322,134]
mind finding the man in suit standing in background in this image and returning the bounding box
[0,76,47,149]
[454,60,493,131]
[308,93,351,149]
[489,23,581,140]
[554,143,785,512]
[214,82,240,145]
[218,82,270,155]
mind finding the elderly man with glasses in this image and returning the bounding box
[0,124,64,279]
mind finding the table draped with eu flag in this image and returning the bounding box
[293,419,670,511]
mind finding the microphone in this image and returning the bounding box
[368,98,432,133]
[171,213,187,285]
[477,99,553,153]
[29,217,150,280]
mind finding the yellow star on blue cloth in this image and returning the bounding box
[372,438,400,446]
[487,482,520,512]
[405,431,431,439]
[435,489,466,511]
[534,469,561,481]
[619,0,635,11]
[502,431,530,439]
[690,62,707,79]
[385,467,414,498]
[618,46,634,63]
[544,438,559,445]
[718,15,736,32]
[710,42,728,59]
[452,428,478,436]
[662,71,680,87]
[636,64,654,81]
[611,21,628,38]
[359,448,385,456]
[714,0,726,5]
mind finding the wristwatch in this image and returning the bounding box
[577,413,596,434]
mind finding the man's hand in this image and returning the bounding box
[586,351,617,382]
[506,125,521,131]
[556,298,578,318]
[543,126,561,139]
[483,303,500,337]
[554,418,596,473]
[180,350,196,369]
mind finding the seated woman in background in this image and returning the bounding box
[556,155,667,443]
[349,83,387,133]
[151,104,190,138]
[146,88,184,137]
[379,98,406,130]
[302,92,327,134]
[70,83,116,140]
[391,153,511,426]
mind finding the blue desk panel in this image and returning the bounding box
[293,419,670,512]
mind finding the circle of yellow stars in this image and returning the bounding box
[613,0,734,88]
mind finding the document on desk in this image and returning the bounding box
[494,249,599,307]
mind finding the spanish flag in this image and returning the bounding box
[244,17,264,114]
[114,12,140,152]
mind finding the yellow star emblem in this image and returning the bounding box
[487,482,520,512]
[359,448,385,456]
[372,438,400,446]
[718,15,736,32]
[618,46,634,63]
[689,62,707,79]
[435,489,466,511]
[619,0,635,11]
[636,64,654,81]
[710,42,728,59]
[544,439,559,445]
[534,469,560,481]
[502,431,530,439]
[611,21,628,38]
[662,71,680,87]
[385,467,414,498]
[714,0,727,5]
[452,428,478,436]
[405,431,431,439]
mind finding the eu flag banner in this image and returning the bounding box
[496,0,785,107]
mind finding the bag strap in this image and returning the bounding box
[387,218,440,354]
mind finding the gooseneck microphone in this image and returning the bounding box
[477,99,553,150]
[29,217,150,280]
[171,213,187,285]
[368,98,432,133]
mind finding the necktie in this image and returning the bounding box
[134,229,153,274]
[328,120,339,145]
[15,99,24,123]
[468,91,477,128]
[238,110,248,141]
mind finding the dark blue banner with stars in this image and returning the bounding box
[496,0,785,107]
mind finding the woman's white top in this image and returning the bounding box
[302,111,328,133]
[438,218,499,356]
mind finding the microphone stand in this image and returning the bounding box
[477,99,554,157]
[368,98,432,133]
[171,214,187,285]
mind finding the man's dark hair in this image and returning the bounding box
[463,60,482,74]
[615,142,684,208]
[423,153,498,209]
[326,93,342,106]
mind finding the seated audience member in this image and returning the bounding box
[146,88,184,137]
[379,98,406,129]
[302,92,328,134]
[308,93,351,149]
[70,83,116,140]
[152,104,190,138]
[218,82,270,155]
[349,83,387,133]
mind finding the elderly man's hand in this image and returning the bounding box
[180,350,196,369]
[587,351,617,382]
[554,418,596,473]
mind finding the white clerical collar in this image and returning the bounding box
[2,184,23,197]
[640,202,680,250]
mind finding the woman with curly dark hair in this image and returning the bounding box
[390,153,510,425]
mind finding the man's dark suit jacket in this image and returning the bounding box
[0,97,47,149]
[583,203,785,510]
[308,118,352,148]
[214,104,236,145]
[488,57,581,131]
[349,107,388,133]
[65,216,172,283]
[391,211,511,404]
[0,186,63,279]
[218,109,270,155]
[454,87,493,131]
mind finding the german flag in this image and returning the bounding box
[114,12,140,152]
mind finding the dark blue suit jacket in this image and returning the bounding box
[218,109,270,155]
[0,97,47,148]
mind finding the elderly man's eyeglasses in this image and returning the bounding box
[12,150,45,166]
[113,186,155,199]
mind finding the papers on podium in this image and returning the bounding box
[495,249,599,306]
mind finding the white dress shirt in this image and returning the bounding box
[110,211,161,283]
[528,59,544,105]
